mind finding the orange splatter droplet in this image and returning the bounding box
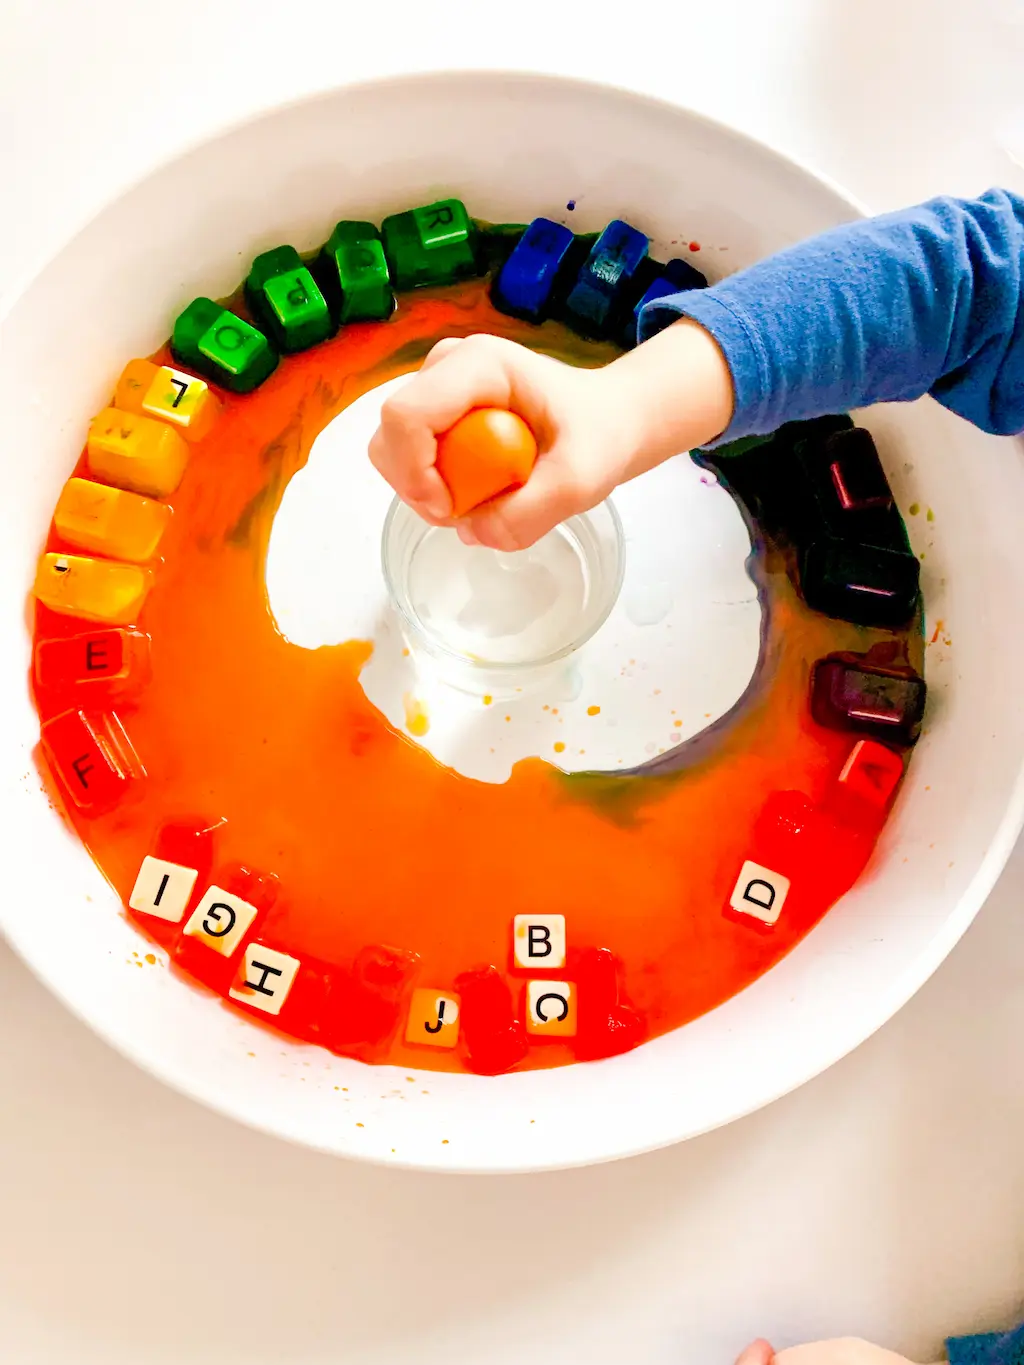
[587,705,601,716]
[403,693,430,737]
[144,952,156,964]
[553,741,566,754]
[689,241,701,252]
[483,695,493,705]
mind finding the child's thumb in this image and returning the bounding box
[735,1341,776,1365]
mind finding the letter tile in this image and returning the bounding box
[86,407,189,498]
[114,359,220,441]
[810,654,926,745]
[728,860,790,926]
[171,298,277,393]
[182,885,258,957]
[405,988,461,1048]
[34,628,149,695]
[54,478,171,562]
[525,980,577,1037]
[33,553,152,624]
[492,217,576,322]
[245,245,334,353]
[40,708,144,811]
[512,913,566,969]
[800,538,920,627]
[314,221,394,324]
[230,942,301,1016]
[564,218,649,338]
[129,855,199,923]
[622,256,707,348]
[382,199,478,289]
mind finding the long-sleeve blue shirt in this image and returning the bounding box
[639,188,1024,443]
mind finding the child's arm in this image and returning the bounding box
[646,188,1024,441]
[369,189,1024,551]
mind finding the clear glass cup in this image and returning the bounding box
[381,498,625,698]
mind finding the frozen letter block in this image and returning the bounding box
[455,966,528,1075]
[564,218,649,338]
[34,554,152,625]
[801,538,920,627]
[41,708,143,811]
[381,199,478,290]
[492,217,576,322]
[525,980,577,1037]
[836,739,904,810]
[86,408,189,498]
[34,628,148,695]
[315,221,394,324]
[811,654,926,746]
[512,913,566,970]
[405,988,461,1048]
[826,428,893,512]
[230,943,301,1016]
[171,298,277,394]
[723,790,872,934]
[114,359,220,442]
[54,478,172,562]
[728,860,790,926]
[245,245,333,353]
[129,855,199,923]
[573,947,644,1061]
[323,944,420,1052]
[623,257,707,348]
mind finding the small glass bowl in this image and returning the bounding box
[381,498,625,697]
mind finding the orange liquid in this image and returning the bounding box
[31,279,921,1072]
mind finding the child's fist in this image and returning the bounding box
[368,333,639,552]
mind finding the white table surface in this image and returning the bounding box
[2,4,1023,1362]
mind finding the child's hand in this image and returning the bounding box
[368,321,734,552]
[736,1338,924,1365]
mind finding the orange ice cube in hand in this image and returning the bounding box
[434,407,538,518]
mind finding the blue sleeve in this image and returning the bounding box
[638,188,1024,442]
[948,1323,1024,1365]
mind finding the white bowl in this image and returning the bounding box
[2,72,1023,1173]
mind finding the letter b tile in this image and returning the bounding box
[513,914,566,969]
